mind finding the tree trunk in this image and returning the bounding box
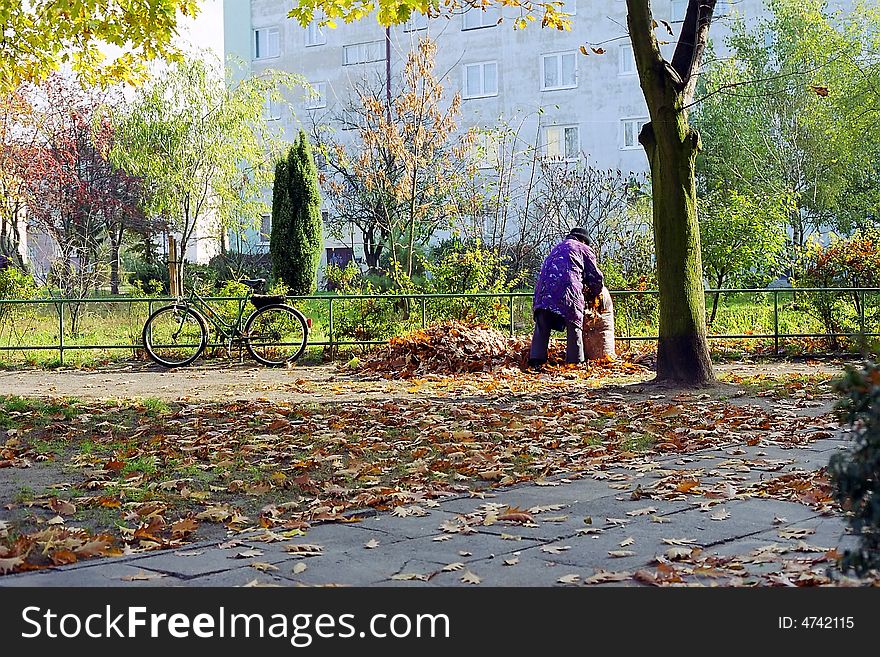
[640,121,714,383]
[709,274,724,325]
[109,230,121,296]
[628,0,716,385]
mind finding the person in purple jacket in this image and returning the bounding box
[528,227,604,369]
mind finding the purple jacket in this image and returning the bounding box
[533,238,604,329]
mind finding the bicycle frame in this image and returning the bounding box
[178,287,252,345]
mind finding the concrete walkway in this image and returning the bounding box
[0,432,856,587]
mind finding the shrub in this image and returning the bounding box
[123,251,168,294]
[829,362,880,575]
[325,263,400,344]
[426,239,519,327]
[794,230,880,349]
[0,267,43,350]
[208,252,271,286]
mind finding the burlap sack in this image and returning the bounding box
[584,288,615,360]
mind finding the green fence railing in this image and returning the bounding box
[0,287,877,365]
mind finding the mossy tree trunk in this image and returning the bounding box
[627,0,716,384]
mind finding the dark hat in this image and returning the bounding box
[567,227,590,244]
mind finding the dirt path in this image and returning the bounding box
[0,358,857,404]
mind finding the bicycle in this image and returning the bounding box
[141,278,309,368]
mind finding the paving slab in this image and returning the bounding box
[0,561,184,587]
[128,543,294,579]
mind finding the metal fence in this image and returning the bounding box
[0,287,878,365]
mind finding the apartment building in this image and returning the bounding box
[221,0,845,273]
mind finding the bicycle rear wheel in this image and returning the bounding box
[244,304,308,366]
[142,304,207,367]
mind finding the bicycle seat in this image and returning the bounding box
[242,278,266,290]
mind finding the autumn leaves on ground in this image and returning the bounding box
[0,324,851,582]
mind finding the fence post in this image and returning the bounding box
[860,289,867,355]
[58,301,65,366]
[421,297,427,328]
[508,295,515,336]
[773,290,779,357]
[328,297,335,357]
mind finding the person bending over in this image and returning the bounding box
[529,227,604,368]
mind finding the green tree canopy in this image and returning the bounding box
[695,0,880,246]
[112,54,301,289]
[1,0,199,91]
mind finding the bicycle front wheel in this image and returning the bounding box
[244,304,308,366]
[142,304,207,367]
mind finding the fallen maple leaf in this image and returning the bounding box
[583,570,633,585]
[120,570,166,581]
[364,539,380,549]
[557,573,580,584]
[391,573,429,581]
[778,528,815,540]
[710,508,731,521]
[460,571,481,585]
[233,549,264,559]
[608,550,635,558]
[626,507,657,517]
[0,556,25,574]
[250,562,279,572]
[284,543,323,556]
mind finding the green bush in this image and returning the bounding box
[829,363,880,576]
[325,263,401,344]
[123,251,168,294]
[209,252,271,286]
[0,267,43,349]
[794,231,880,349]
[426,239,518,327]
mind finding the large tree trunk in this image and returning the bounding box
[628,0,716,385]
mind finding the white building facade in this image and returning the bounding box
[221,0,849,276]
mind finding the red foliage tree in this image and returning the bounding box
[23,76,146,302]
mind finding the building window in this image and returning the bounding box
[403,13,428,32]
[621,117,649,149]
[259,214,271,244]
[541,52,577,90]
[619,43,636,75]
[253,27,280,60]
[305,82,327,109]
[462,61,498,99]
[670,0,688,23]
[543,125,579,160]
[462,7,499,30]
[264,92,281,121]
[306,21,326,46]
[469,131,500,169]
[326,247,354,269]
[343,40,384,65]
[341,107,364,130]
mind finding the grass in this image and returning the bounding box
[0,395,80,428]
[139,397,171,415]
[720,372,836,398]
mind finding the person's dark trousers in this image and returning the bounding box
[529,309,584,365]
